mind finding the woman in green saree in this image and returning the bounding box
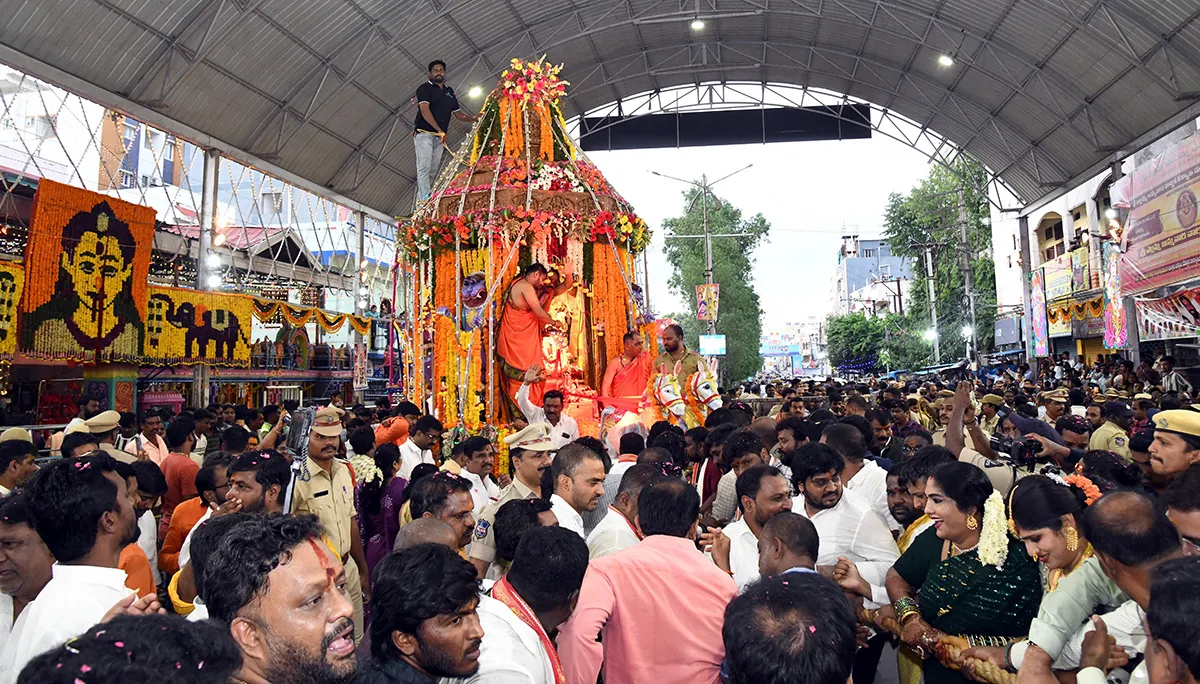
[885,462,1043,684]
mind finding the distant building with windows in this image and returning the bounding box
[830,236,914,316]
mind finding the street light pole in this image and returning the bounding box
[924,245,941,364]
[653,165,754,336]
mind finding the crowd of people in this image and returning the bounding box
[0,353,1198,684]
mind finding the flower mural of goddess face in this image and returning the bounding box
[24,200,144,358]
[63,228,133,317]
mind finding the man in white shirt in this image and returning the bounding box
[587,464,656,559]
[702,464,793,589]
[790,443,898,605]
[0,495,53,652]
[520,368,579,451]
[821,422,899,533]
[458,436,502,519]
[397,415,444,480]
[2,453,148,682]
[548,444,606,539]
[465,526,588,684]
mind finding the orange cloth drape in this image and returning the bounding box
[497,298,545,408]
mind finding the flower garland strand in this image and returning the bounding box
[978,490,1009,569]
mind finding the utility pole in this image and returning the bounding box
[925,246,941,364]
[653,165,754,336]
[958,186,977,365]
[910,241,943,364]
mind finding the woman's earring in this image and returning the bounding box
[967,515,978,531]
[1064,526,1079,552]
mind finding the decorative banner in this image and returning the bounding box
[1030,269,1049,356]
[1048,309,1072,337]
[353,343,369,390]
[0,261,25,359]
[1111,134,1200,295]
[696,283,720,321]
[1047,296,1104,323]
[250,297,371,334]
[1135,285,1200,342]
[1043,253,1073,300]
[145,286,254,367]
[1070,248,1090,293]
[20,180,157,362]
[1103,241,1128,349]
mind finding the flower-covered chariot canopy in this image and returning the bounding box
[399,57,651,259]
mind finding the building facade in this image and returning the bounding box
[830,236,913,316]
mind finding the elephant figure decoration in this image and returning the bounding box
[150,293,248,359]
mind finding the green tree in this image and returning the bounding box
[826,313,884,370]
[663,187,769,383]
[882,156,997,362]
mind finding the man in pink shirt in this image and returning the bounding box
[558,477,738,684]
[123,410,169,465]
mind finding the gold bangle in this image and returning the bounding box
[899,610,920,625]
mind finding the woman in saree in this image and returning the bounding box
[885,461,1043,684]
[960,453,1137,677]
[354,443,407,576]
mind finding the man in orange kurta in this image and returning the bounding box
[159,496,206,576]
[602,331,654,413]
[497,263,573,415]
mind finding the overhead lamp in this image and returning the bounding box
[204,253,221,269]
[358,286,369,296]
[690,18,705,30]
[923,329,938,342]
[1105,208,1118,219]
[468,85,483,99]
[213,233,227,247]
[358,299,369,309]
[360,259,370,269]
[938,54,955,67]
[961,324,974,339]
[206,274,222,288]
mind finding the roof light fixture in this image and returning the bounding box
[691,18,705,31]
[938,54,955,67]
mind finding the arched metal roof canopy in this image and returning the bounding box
[3,0,1200,217]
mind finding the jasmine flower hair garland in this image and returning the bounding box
[978,490,1009,569]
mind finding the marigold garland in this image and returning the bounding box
[21,180,157,363]
[0,261,25,360]
[250,298,371,334]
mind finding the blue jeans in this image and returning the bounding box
[414,132,444,203]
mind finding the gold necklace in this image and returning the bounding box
[1047,544,1094,592]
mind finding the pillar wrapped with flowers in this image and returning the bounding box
[398,57,652,433]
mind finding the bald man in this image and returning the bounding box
[393,518,458,552]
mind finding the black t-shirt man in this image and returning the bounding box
[414,80,461,134]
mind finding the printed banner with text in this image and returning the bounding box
[696,283,719,321]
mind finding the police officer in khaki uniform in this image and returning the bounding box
[1040,388,1068,425]
[87,410,136,464]
[290,406,370,640]
[978,394,1004,436]
[468,423,555,579]
[1089,401,1134,461]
